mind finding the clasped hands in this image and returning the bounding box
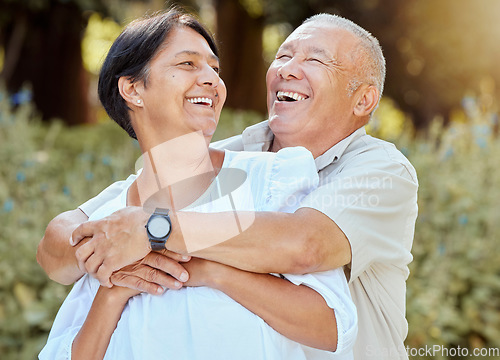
[70,206,219,295]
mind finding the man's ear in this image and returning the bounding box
[353,85,379,117]
[118,77,143,107]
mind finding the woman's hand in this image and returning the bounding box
[181,257,230,288]
[70,207,152,287]
[110,250,191,294]
[97,284,142,306]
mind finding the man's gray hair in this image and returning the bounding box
[303,14,386,102]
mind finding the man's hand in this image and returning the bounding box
[111,250,191,295]
[70,206,151,287]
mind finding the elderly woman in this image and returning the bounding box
[39,9,356,360]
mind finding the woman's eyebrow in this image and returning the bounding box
[174,50,219,62]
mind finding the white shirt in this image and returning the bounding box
[217,122,419,360]
[76,121,418,359]
[40,147,357,360]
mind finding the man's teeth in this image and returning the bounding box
[187,97,213,107]
[276,91,306,102]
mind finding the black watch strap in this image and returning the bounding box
[146,208,172,251]
[154,208,170,216]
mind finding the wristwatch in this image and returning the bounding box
[145,208,172,251]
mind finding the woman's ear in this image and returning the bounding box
[353,85,379,117]
[118,77,144,107]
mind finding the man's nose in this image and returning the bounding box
[276,58,302,80]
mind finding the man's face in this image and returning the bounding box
[266,22,360,154]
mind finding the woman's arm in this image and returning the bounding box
[183,258,347,352]
[71,286,139,360]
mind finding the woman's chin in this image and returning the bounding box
[199,119,218,138]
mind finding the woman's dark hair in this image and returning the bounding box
[98,8,219,139]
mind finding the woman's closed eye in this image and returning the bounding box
[178,61,195,67]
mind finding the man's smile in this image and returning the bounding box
[276,90,308,102]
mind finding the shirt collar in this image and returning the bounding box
[241,120,274,152]
[314,127,366,171]
[241,120,366,171]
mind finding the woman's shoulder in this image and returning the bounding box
[222,147,318,212]
[88,173,137,221]
[222,146,314,171]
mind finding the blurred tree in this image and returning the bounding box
[214,0,267,113]
[1,0,498,129]
[0,0,109,125]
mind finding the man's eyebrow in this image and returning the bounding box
[277,43,293,53]
[174,50,219,62]
[307,46,341,65]
[307,46,331,59]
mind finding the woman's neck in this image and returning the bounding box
[128,131,224,210]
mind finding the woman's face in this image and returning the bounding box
[136,26,226,143]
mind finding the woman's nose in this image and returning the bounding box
[198,64,220,87]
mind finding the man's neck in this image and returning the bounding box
[270,123,365,158]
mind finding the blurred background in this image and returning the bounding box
[1,0,499,359]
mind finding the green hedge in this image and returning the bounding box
[0,99,140,359]
[405,118,500,358]
[1,94,499,359]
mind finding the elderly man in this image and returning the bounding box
[38,14,417,360]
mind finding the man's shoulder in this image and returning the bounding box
[210,134,244,151]
[210,120,271,152]
[341,134,418,183]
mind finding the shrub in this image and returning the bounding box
[404,110,500,357]
[1,91,499,359]
[0,97,139,359]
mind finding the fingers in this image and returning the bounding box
[111,266,183,295]
[70,221,97,246]
[75,241,95,273]
[95,263,113,288]
[109,252,190,295]
[75,244,113,287]
[143,252,189,283]
[157,249,191,262]
[111,273,164,295]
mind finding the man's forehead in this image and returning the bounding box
[281,23,357,54]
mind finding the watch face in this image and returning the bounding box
[148,216,171,238]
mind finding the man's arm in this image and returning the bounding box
[37,209,190,293]
[71,206,351,285]
[174,207,351,274]
[37,209,88,285]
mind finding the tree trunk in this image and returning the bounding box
[214,0,267,115]
[1,1,92,125]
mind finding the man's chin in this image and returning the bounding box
[268,114,300,134]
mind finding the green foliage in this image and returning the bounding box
[1,91,500,359]
[0,97,140,359]
[404,99,500,355]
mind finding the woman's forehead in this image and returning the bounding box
[161,27,217,59]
